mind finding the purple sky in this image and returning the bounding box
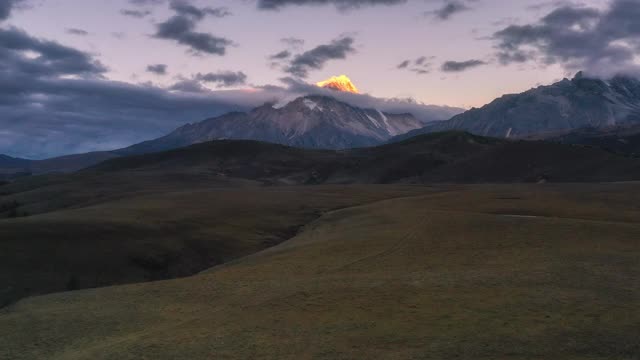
[1,0,636,158]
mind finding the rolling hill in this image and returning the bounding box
[92,131,640,184]
[2,182,639,359]
[3,131,640,306]
[544,124,640,157]
[4,131,640,224]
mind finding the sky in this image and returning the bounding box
[1,0,638,158]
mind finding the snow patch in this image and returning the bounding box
[303,99,319,111]
[377,110,390,129]
[506,128,513,138]
[366,114,383,128]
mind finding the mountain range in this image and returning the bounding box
[397,72,640,141]
[1,95,428,177]
[123,95,425,155]
[4,73,640,178]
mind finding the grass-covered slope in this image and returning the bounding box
[2,183,640,359]
[0,185,431,307]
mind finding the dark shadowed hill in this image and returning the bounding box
[543,124,640,157]
[7,131,640,225]
[90,131,640,184]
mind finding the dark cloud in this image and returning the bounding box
[426,0,474,20]
[493,0,640,77]
[397,60,410,69]
[168,78,209,93]
[269,50,291,60]
[0,27,250,159]
[146,64,168,75]
[0,27,106,78]
[285,36,356,78]
[120,9,152,18]
[0,0,25,21]
[441,59,486,72]
[170,1,231,19]
[397,56,434,75]
[257,0,407,11]
[153,1,233,56]
[128,0,165,6]
[66,28,89,36]
[122,0,168,17]
[194,71,248,87]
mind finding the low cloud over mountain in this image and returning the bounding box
[0,24,460,159]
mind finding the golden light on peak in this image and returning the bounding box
[316,75,360,94]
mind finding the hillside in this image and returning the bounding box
[2,183,639,359]
[121,95,426,155]
[3,132,640,305]
[0,184,428,307]
[92,132,640,184]
[544,124,640,157]
[4,132,640,224]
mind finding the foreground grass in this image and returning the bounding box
[2,183,640,359]
[0,185,433,307]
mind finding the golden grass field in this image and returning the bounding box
[1,183,639,359]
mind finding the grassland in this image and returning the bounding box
[0,184,434,307]
[2,182,639,359]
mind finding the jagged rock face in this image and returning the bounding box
[419,74,640,139]
[124,95,425,153]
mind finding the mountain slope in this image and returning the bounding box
[0,95,427,176]
[4,132,640,305]
[414,73,640,139]
[121,95,425,155]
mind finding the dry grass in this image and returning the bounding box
[0,185,433,306]
[2,183,640,359]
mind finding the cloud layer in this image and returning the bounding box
[0,0,24,21]
[494,0,640,77]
